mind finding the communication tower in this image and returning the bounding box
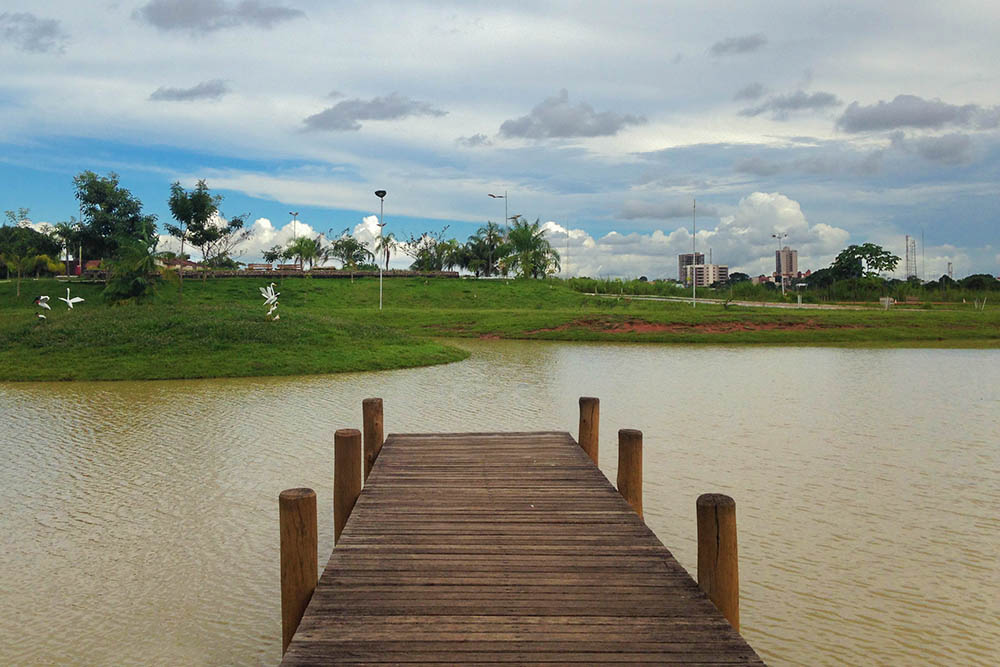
[905,235,917,279]
[947,262,953,279]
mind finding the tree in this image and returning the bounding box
[502,216,560,279]
[402,226,460,271]
[4,207,31,227]
[74,171,158,261]
[0,224,63,295]
[103,238,176,304]
[328,229,374,269]
[286,235,324,270]
[464,221,510,277]
[374,232,398,271]
[51,219,80,277]
[167,180,220,297]
[262,244,284,264]
[726,272,751,285]
[188,212,252,275]
[831,243,900,279]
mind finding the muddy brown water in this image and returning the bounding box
[1,341,997,665]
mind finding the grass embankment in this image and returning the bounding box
[1,277,997,381]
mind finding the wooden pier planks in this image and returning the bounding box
[282,432,763,664]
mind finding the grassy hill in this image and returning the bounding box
[1,276,997,381]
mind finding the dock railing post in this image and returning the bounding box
[362,398,384,482]
[617,429,643,517]
[696,493,739,631]
[334,428,362,545]
[578,396,599,465]
[279,488,318,655]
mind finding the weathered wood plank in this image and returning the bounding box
[282,431,763,665]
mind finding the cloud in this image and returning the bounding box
[620,200,718,220]
[710,33,767,57]
[891,131,975,166]
[734,157,782,176]
[540,192,849,279]
[733,82,766,101]
[837,94,1000,133]
[302,92,447,132]
[499,89,646,139]
[135,0,304,32]
[0,12,67,53]
[456,133,492,148]
[739,90,841,119]
[149,79,230,102]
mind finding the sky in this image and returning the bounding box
[1,1,998,279]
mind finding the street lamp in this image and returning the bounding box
[375,190,386,311]
[289,211,299,241]
[487,191,508,225]
[772,232,788,296]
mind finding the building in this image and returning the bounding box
[684,263,729,287]
[677,252,704,282]
[775,246,797,278]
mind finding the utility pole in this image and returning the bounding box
[692,199,696,307]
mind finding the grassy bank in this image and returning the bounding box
[1,276,997,381]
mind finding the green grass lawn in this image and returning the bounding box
[1,276,997,381]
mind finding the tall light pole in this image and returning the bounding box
[692,199,697,308]
[375,190,386,311]
[289,211,299,241]
[772,232,788,296]
[488,191,508,225]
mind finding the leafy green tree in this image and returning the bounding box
[463,221,510,277]
[188,212,251,276]
[167,180,221,296]
[402,227,463,271]
[831,243,900,279]
[726,272,751,285]
[328,229,374,269]
[502,216,560,279]
[103,238,177,304]
[74,171,158,261]
[262,244,284,264]
[0,224,63,294]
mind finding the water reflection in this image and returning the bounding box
[1,342,997,665]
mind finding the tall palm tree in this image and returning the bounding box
[504,216,560,278]
[286,235,324,270]
[374,232,397,271]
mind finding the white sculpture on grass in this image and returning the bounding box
[260,282,280,321]
[59,287,85,309]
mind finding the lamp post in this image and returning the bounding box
[488,191,508,225]
[692,199,697,308]
[374,190,386,311]
[772,232,788,296]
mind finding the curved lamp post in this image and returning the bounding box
[375,191,386,311]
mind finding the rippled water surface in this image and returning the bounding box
[1,342,998,665]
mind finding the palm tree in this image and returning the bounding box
[286,235,324,270]
[374,232,397,271]
[477,221,507,277]
[504,216,560,278]
[51,220,78,277]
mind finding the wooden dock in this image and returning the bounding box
[279,405,763,664]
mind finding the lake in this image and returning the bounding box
[1,341,997,665]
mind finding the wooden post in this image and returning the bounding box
[616,429,642,518]
[578,396,599,465]
[696,493,739,632]
[362,398,384,482]
[334,428,362,544]
[279,488,317,655]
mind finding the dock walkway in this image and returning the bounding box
[282,430,763,664]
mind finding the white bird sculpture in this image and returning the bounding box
[267,303,278,316]
[37,313,47,320]
[33,295,51,310]
[259,282,279,305]
[59,288,85,309]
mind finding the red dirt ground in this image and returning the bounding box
[527,317,856,334]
